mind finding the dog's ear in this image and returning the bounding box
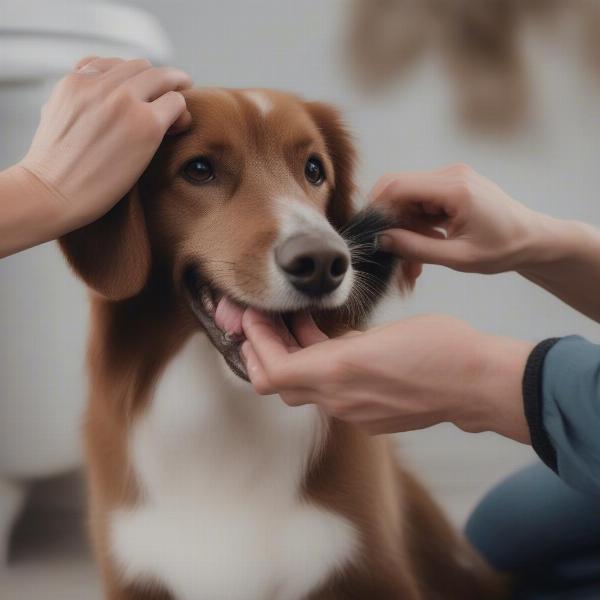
[59,186,151,301]
[305,102,356,230]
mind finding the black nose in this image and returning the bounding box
[275,234,350,297]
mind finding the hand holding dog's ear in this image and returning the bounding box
[14,56,191,246]
[369,164,545,275]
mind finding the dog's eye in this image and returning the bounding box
[183,157,215,184]
[305,156,325,186]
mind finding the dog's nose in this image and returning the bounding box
[275,234,350,296]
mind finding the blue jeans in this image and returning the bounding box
[466,463,600,600]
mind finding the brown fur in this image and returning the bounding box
[61,88,505,599]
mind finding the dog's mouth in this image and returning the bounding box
[184,271,251,381]
[183,209,399,383]
[184,271,329,382]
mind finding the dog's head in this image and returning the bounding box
[61,88,401,379]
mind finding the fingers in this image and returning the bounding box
[167,106,192,135]
[76,57,124,75]
[240,339,308,404]
[240,340,315,405]
[242,308,329,392]
[151,91,190,132]
[242,308,295,365]
[291,312,329,348]
[399,260,423,290]
[369,168,477,236]
[367,172,399,203]
[408,224,448,240]
[101,57,153,85]
[240,340,273,394]
[241,340,321,407]
[126,66,192,102]
[370,171,454,214]
[73,55,99,71]
[71,56,193,114]
[377,229,439,263]
[377,228,466,266]
[104,59,193,133]
[273,314,302,350]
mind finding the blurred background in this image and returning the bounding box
[0,0,599,597]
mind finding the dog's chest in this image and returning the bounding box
[110,335,356,600]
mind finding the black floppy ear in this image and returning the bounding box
[304,101,357,230]
[59,186,151,300]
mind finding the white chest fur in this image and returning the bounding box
[110,334,357,600]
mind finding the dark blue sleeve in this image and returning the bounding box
[523,335,600,496]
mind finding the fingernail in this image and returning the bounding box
[376,234,393,251]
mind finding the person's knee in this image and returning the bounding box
[466,463,554,571]
[466,482,520,570]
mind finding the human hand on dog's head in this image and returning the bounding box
[19,56,192,240]
[241,308,533,443]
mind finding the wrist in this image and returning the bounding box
[17,162,74,233]
[517,213,582,274]
[0,164,68,256]
[455,333,533,444]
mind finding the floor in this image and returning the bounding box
[1,473,102,599]
[0,425,535,599]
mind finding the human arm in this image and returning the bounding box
[0,56,192,258]
[372,164,600,322]
[241,309,533,442]
[242,309,600,495]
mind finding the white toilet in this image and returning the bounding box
[0,0,172,563]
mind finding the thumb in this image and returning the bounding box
[377,229,465,267]
[291,312,329,348]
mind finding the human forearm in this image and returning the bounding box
[451,333,533,444]
[0,165,65,257]
[371,167,600,323]
[518,217,600,323]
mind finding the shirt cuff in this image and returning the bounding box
[522,338,562,472]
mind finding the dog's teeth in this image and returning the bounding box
[224,331,244,344]
[201,288,215,313]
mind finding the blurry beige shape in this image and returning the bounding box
[439,0,529,132]
[346,0,530,129]
[346,0,600,133]
[347,0,434,91]
[518,0,562,21]
[578,0,600,82]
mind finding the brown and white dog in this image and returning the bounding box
[60,88,504,600]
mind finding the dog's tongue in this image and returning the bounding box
[215,295,245,337]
